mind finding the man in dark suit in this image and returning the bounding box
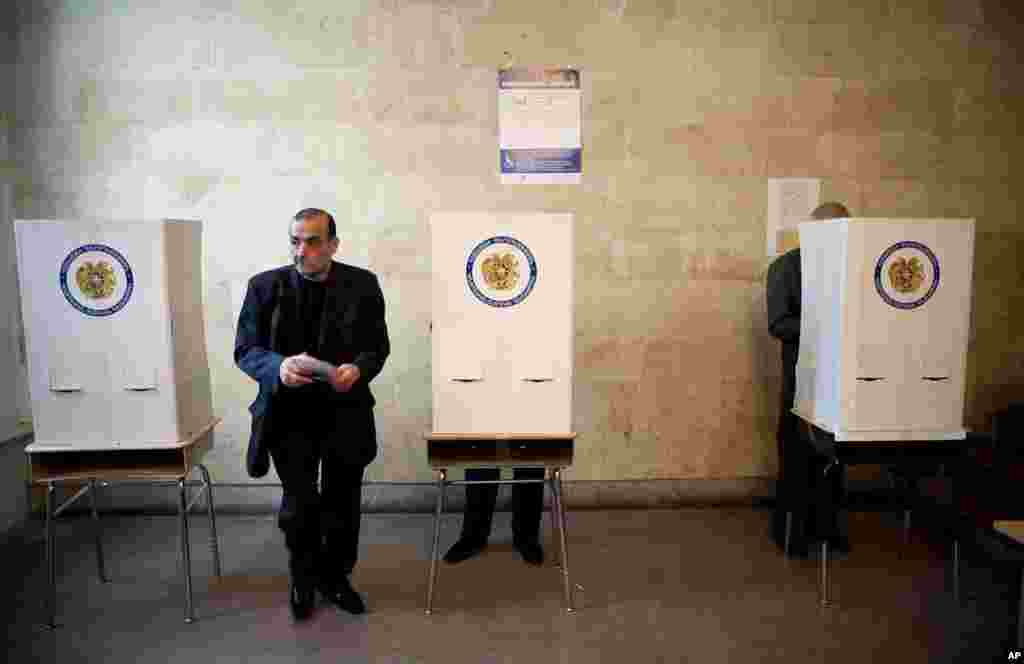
[235,208,390,621]
[766,201,849,558]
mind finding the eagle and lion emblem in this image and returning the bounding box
[887,255,925,294]
[481,252,520,291]
[75,260,117,299]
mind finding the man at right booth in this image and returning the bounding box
[767,201,850,558]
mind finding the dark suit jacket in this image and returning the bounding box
[766,248,801,412]
[234,261,390,473]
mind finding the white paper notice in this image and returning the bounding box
[499,68,582,185]
[766,178,820,256]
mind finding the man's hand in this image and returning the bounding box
[279,353,316,387]
[329,363,361,393]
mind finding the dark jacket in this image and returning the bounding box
[766,248,801,411]
[234,261,390,475]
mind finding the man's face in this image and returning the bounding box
[290,215,338,280]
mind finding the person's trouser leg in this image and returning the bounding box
[271,432,321,588]
[462,468,499,541]
[511,467,545,542]
[771,413,790,547]
[320,463,365,583]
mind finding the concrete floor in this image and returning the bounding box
[2,506,1019,663]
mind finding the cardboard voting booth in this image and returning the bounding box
[15,219,213,450]
[430,212,573,434]
[794,218,975,441]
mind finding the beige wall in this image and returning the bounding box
[7,1,1024,485]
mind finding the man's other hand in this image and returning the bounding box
[329,363,361,393]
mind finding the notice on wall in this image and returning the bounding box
[498,68,581,184]
[766,178,820,256]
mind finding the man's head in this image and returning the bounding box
[809,201,850,221]
[777,200,850,253]
[290,208,338,281]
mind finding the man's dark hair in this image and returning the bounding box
[293,208,337,240]
[810,201,850,220]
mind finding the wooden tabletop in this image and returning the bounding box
[425,432,576,441]
[994,521,1024,545]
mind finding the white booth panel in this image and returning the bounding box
[797,218,973,441]
[431,212,573,435]
[15,219,212,451]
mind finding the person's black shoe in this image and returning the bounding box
[513,537,544,566]
[319,576,366,615]
[443,537,487,564]
[289,581,315,622]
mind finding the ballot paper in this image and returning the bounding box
[291,355,336,382]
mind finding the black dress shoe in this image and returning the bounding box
[289,581,315,622]
[513,537,544,566]
[443,537,487,564]
[319,576,366,615]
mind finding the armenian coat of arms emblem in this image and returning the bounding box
[59,244,134,316]
[466,236,537,307]
[874,241,939,310]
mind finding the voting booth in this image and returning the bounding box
[15,219,214,450]
[794,218,975,441]
[430,212,574,434]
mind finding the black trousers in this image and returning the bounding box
[270,419,369,587]
[771,411,844,551]
[461,467,545,542]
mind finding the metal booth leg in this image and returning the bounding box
[197,465,222,577]
[548,470,563,568]
[425,469,447,615]
[45,482,57,629]
[952,538,960,604]
[820,539,831,607]
[551,468,574,612]
[178,478,194,624]
[88,479,107,583]
[783,511,793,558]
[819,456,838,608]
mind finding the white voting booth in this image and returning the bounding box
[15,219,214,450]
[430,212,573,434]
[794,218,975,441]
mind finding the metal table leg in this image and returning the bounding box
[548,470,562,568]
[425,469,446,615]
[952,539,960,604]
[178,478,194,624]
[45,482,57,629]
[820,539,831,607]
[88,479,107,583]
[197,465,222,577]
[552,468,574,612]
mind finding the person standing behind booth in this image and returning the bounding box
[235,208,390,621]
[444,467,546,566]
[767,201,850,558]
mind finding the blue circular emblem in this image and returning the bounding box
[59,244,134,317]
[466,236,537,307]
[873,241,939,310]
